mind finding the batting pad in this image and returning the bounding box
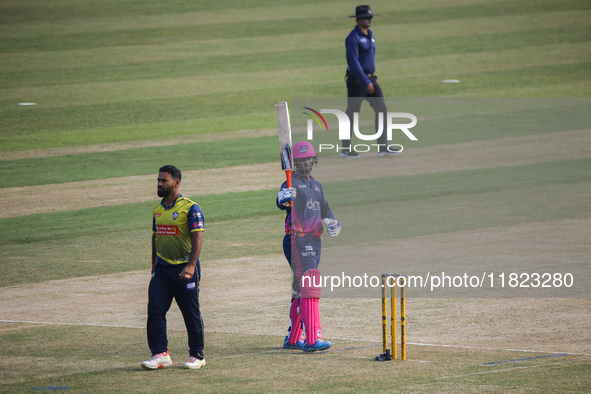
[300,268,322,298]
[288,299,303,345]
[300,297,322,345]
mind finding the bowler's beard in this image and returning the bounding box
[157,185,174,198]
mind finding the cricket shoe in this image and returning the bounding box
[141,350,172,370]
[183,357,206,369]
[340,151,360,158]
[377,149,402,157]
[302,339,332,352]
[283,335,306,350]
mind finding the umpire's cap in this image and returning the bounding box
[349,5,378,18]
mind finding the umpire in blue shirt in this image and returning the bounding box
[343,5,396,158]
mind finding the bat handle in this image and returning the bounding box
[285,170,292,207]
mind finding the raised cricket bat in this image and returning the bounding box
[275,101,293,207]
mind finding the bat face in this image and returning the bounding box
[276,101,293,171]
[280,144,292,171]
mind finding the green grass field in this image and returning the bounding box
[1,0,590,392]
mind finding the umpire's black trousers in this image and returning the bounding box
[147,263,205,359]
[344,73,388,152]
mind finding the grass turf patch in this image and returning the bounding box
[0,0,589,392]
[0,188,281,286]
[1,158,588,286]
[1,0,589,153]
[0,323,588,393]
[3,98,589,186]
[0,136,277,187]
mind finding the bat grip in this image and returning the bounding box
[285,170,292,207]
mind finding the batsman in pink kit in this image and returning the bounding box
[276,141,341,352]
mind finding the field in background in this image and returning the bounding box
[1,0,590,392]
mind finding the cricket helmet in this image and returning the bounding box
[293,141,317,159]
[293,141,318,176]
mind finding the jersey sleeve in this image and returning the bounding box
[319,185,334,219]
[346,32,371,87]
[188,204,204,232]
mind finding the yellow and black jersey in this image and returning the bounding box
[152,195,204,268]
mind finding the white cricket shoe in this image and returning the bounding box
[183,356,206,369]
[141,350,172,370]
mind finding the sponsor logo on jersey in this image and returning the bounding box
[156,225,179,235]
[307,199,321,210]
[155,213,161,217]
[305,246,313,251]
[314,186,321,193]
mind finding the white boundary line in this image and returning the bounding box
[2,319,591,357]
[436,361,579,380]
[406,341,591,357]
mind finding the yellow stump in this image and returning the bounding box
[377,273,406,362]
[381,274,388,355]
[401,283,406,360]
[391,276,397,360]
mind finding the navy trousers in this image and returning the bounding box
[344,73,389,151]
[283,233,322,293]
[147,263,205,359]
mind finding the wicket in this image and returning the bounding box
[375,273,406,361]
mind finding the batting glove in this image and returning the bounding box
[323,218,341,237]
[278,187,297,207]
